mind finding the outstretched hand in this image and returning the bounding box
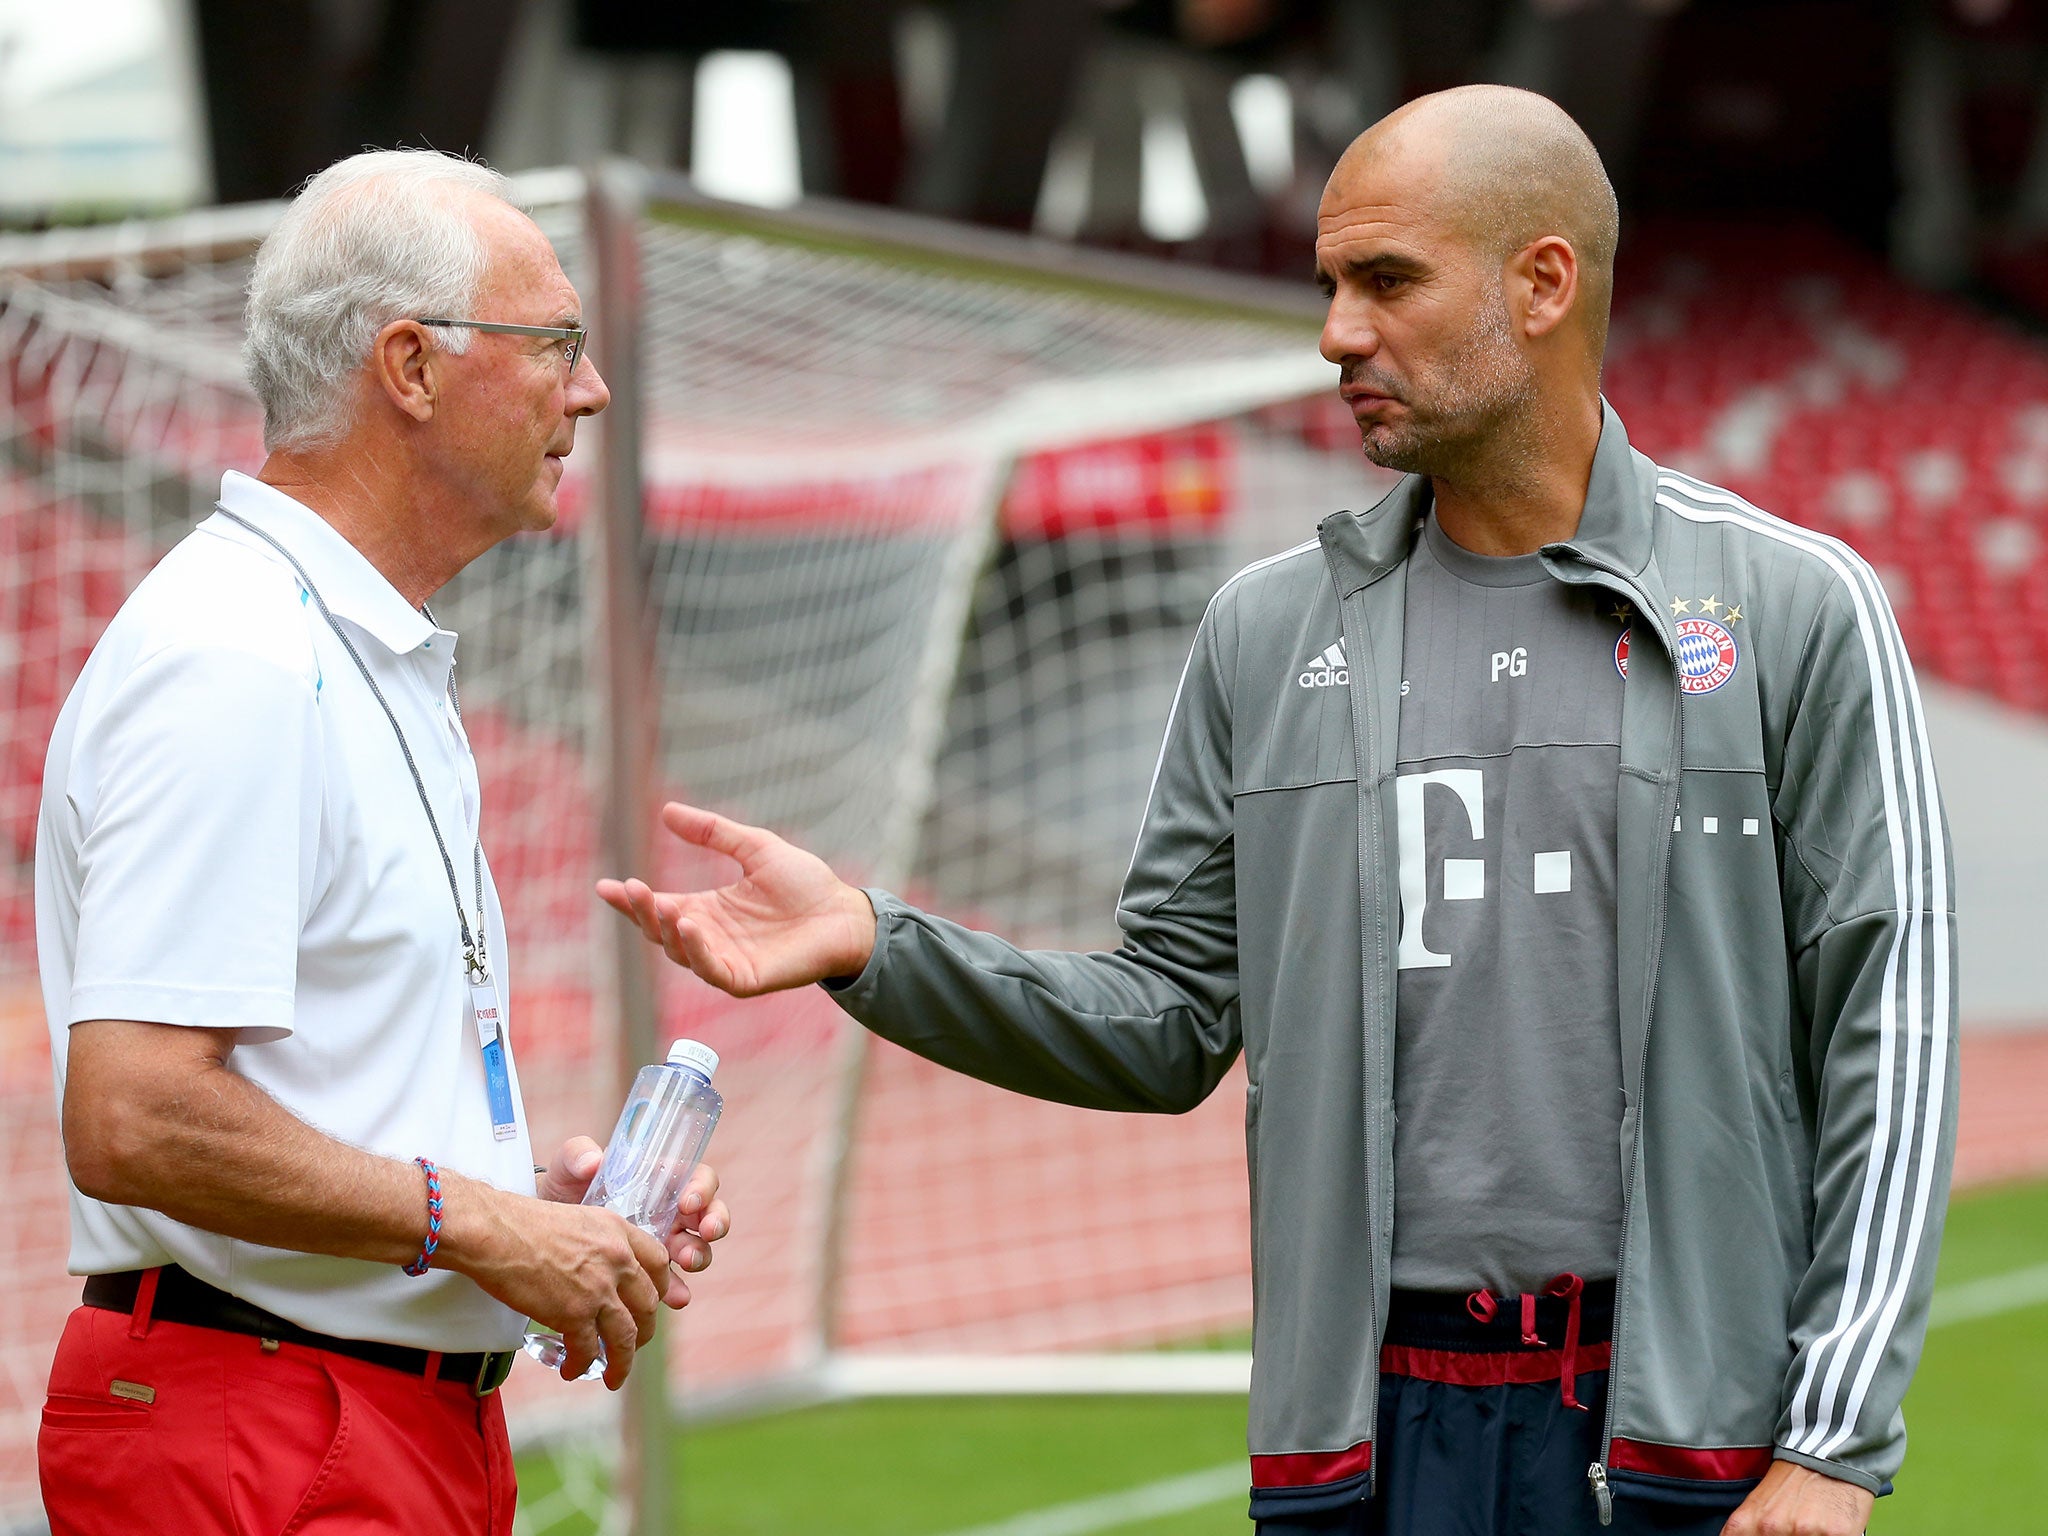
[597,802,877,997]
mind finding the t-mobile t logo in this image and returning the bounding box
[1396,767,1576,970]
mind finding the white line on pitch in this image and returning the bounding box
[930,1463,1245,1536]
[1930,1261,2048,1328]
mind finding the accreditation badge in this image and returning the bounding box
[472,982,518,1141]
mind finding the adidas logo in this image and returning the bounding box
[1297,640,1349,689]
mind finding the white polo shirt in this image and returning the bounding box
[36,471,536,1352]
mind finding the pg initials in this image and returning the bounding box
[1490,647,1528,682]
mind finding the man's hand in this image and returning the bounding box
[436,1171,668,1389]
[536,1137,733,1304]
[60,1022,731,1391]
[596,802,877,996]
[1722,1461,1873,1536]
[535,1136,606,1204]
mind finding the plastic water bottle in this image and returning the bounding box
[522,1039,724,1377]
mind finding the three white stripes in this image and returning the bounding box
[1662,475,1917,1461]
[1658,470,1951,1462]
[1816,483,1951,1465]
[1661,474,1919,1460]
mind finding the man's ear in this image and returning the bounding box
[374,320,437,424]
[1512,236,1579,342]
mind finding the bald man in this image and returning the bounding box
[604,88,1954,1536]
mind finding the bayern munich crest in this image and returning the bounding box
[1613,607,1742,695]
[1673,616,1739,693]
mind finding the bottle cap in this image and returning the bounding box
[666,1039,719,1080]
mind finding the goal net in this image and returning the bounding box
[0,167,1387,1531]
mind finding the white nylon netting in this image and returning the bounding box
[0,184,1386,1531]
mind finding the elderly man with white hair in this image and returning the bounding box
[33,149,729,1535]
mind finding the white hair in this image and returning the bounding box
[244,149,514,451]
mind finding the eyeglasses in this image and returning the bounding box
[415,317,587,372]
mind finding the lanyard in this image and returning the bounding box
[216,506,519,1139]
[213,507,488,983]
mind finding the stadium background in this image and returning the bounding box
[5,1,2048,1532]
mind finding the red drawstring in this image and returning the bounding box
[1462,1273,1588,1411]
[1544,1272,1587,1411]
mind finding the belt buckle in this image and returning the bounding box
[473,1350,514,1397]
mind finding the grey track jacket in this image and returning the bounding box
[829,406,1958,1522]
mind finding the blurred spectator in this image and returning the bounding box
[178,0,2048,321]
[1895,0,2048,316]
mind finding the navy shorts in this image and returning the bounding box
[1254,1281,1751,1536]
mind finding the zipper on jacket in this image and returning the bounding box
[1327,549,1390,1495]
[1596,621,1683,1518]
[1350,604,1386,1489]
[1549,549,1684,1526]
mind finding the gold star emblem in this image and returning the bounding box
[1610,601,1633,622]
[1724,604,1743,623]
[1699,594,1723,617]
[1670,597,1692,616]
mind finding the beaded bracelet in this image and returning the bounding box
[402,1156,444,1276]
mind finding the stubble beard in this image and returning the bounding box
[1355,294,1538,479]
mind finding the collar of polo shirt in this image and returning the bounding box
[214,471,439,657]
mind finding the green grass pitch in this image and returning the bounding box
[516,1178,2048,1534]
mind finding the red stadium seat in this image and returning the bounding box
[1598,228,2048,716]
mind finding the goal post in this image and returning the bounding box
[0,163,1384,1535]
[583,158,671,1536]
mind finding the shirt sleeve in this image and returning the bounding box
[825,595,1242,1113]
[1770,562,1958,1493]
[66,642,324,1041]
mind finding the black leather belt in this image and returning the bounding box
[83,1265,517,1397]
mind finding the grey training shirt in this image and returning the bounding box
[1390,514,1630,1294]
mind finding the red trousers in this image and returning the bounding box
[39,1300,517,1535]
